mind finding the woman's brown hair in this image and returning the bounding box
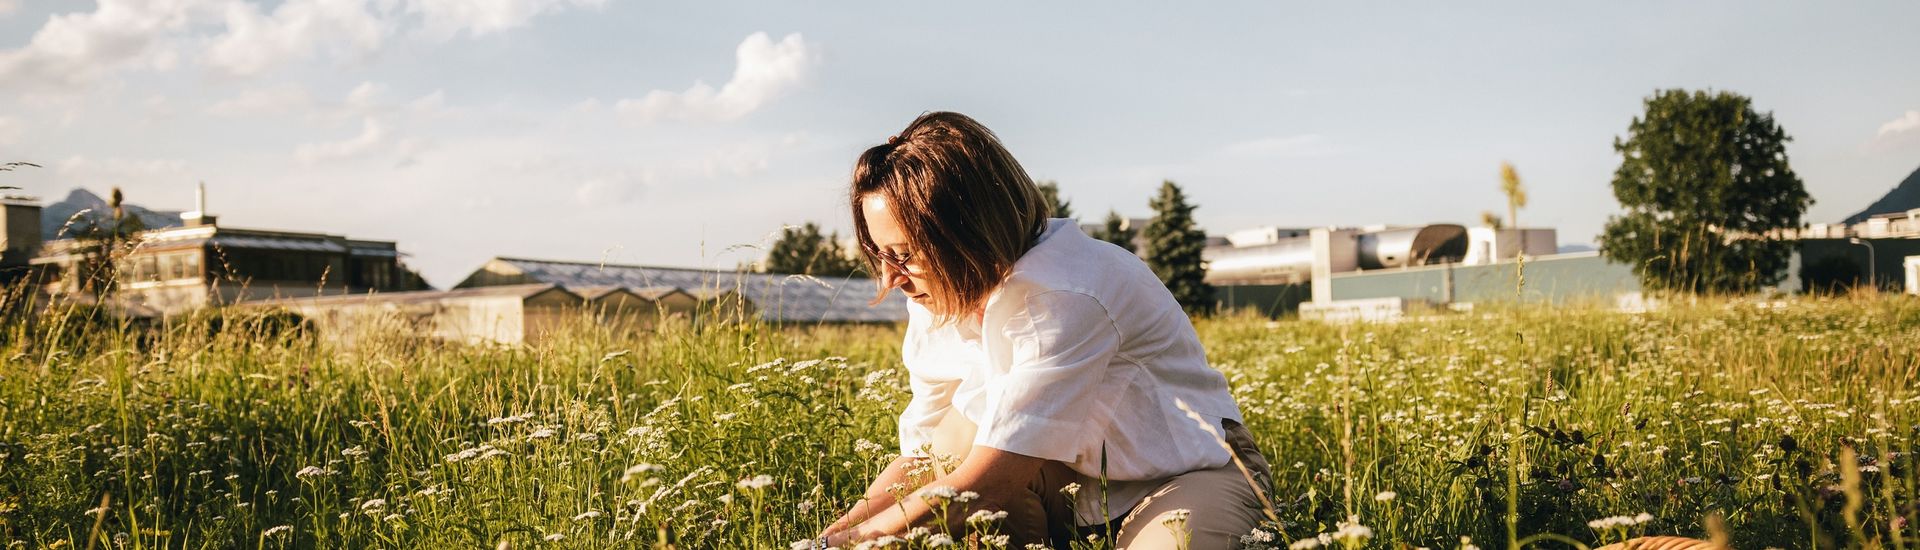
[851,111,1050,323]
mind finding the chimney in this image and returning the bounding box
[1,195,43,269]
[181,181,217,227]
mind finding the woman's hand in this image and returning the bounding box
[817,456,921,542]
[839,446,1048,540]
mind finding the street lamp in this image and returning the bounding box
[1848,237,1877,290]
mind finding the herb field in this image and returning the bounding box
[1,297,1916,549]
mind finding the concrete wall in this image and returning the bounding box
[1213,283,1311,318]
[1329,252,1640,304]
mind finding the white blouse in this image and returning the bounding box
[896,218,1246,525]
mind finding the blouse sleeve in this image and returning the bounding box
[975,290,1121,463]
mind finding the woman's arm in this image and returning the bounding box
[819,455,923,537]
[828,446,1046,547]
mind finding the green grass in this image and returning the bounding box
[1,296,1916,549]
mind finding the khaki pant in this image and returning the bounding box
[938,418,1274,550]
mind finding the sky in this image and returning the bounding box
[2,1,1918,287]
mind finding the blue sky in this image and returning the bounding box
[3,1,1918,286]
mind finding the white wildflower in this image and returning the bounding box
[294,466,335,479]
[919,485,959,501]
[966,509,1008,524]
[736,475,775,490]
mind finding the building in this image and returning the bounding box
[258,284,588,346]
[1789,209,1920,293]
[456,256,908,323]
[1204,223,1637,318]
[3,185,424,315]
[0,195,40,276]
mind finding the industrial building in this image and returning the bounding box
[2,185,424,315]
[454,256,909,324]
[1791,209,1920,294]
[1202,223,1600,318]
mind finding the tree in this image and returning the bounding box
[1089,209,1137,253]
[1498,161,1527,229]
[1143,180,1212,314]
[1479,210,1504,229]
[763,222,862,277]
[70,186,146,296]
[1598,89,1811,294]
[1035,180,1073,220]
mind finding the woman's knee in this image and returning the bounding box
[1112,466,1265,550]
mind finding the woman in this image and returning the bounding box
[817,112,1272,550]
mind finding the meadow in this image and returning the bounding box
[0,295,1915,549]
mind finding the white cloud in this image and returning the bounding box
[692,143,772,179]
[0,0,216,91]
[573,169,649,206]
[616,32,818,123]
[1877,110,1920,138]
[344,80,386,109]
[1,0,604,88]
[206,85,315,116]
[205,0,606,75]
[408,0,606,39]
[406,90,447,115]
[1218,134,1341,158]
[0,0,19,17]
[0,116,20,145]
[204,0,390,76]
[295,117,388,164]
[56,155,193,182]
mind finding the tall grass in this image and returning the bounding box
[1,292,1915,548]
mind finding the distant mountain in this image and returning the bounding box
[1843,164,1920,224]
[40,188,184,240]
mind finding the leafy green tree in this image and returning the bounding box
[1143,180,1212,314]
[764,222,862,277]
[1598,89,1810,294]
[1035,180,1073,220]
[1089,209,1137,253]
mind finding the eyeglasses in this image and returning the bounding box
[862,241,920,306]
[861,241,920,275]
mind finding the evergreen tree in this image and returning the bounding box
[1143,180,1212,314]
[1089,209,1137,253]
[1035,180,1073,220]
[1597,89,1810,294]
[763,222,862,277]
